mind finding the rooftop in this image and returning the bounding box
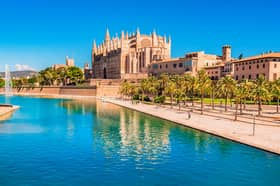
[232,52,280,63]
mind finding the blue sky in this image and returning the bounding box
[0,0,279,71]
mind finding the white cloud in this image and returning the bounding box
[15,64,36,71]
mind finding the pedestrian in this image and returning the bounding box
[187,111,191,119]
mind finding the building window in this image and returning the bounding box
[160,65,162,69]
[248,75,251,79]
[152,64,158,69]
[275,64,277,68]
[242,67,245,70]
[256,74,259,78]
[263,64,265,68]
[242,75,245,79]
[236,67,239,71]
[173,64,177,68]
[236,76,238,80]
[249,66,251,70]
[257,64,259,69]
[273,73,277,80]
[179,63,183,68]
[166,64,168,68]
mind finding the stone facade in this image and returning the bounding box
[232,53,280,81]
[92,29,171,79]
[205,52,280,81]
[149,47,228,77]
[53,56,75,70]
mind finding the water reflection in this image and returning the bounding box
[61,99,171,164]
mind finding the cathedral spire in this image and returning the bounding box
[136,27,140,36]
[93,40,97,52]
[121,30,125,40]
[105,28,110,42]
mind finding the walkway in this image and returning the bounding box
[106,98,280,155]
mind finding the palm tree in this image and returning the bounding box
[234,85,243,121]
[140,78,150,102]
[174,75,185,110]
[120,81,130,100]
[239,79,254,111]
[164,78,176,109]
[184,74,197,106]
[158,73,170,96]
[272,78,280,113]
[251,75,271,116]
[147,77,160,103]
[197,70,212,115]
[217,76,237,112]
[210,80,218,110]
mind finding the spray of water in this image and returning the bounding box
[5,64,13,97]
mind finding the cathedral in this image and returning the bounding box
[92,29,171,79]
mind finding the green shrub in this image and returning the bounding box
[132,94,140,100]
[154,96,166,104]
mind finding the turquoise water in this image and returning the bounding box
[0,96,280,186]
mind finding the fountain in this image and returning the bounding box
[4,64,13,97]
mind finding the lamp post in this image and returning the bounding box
[252,114,256,136]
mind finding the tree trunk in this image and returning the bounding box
[179,102,181,111]
[258,97,262,116]
[211,91,215,110]
[201,94,204,115]
[277,97,279,113]
[234,101,238,121]
[243,99,246,110]
[225,94,228,112]
[171,95,173,109]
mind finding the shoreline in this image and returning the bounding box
[0,92,96,100]
[105,98,280,155]
[0,105,19,121]
[1,92,280,155]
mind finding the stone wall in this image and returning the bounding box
[0,86,97,97]
[89,79,121,97]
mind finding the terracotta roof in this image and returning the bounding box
[153,58,182,64]
[232,52,280,63]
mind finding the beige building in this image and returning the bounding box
[92,29,171,79]
[150,46,231,77]
[205,51,280,81]
[232,53,280,81]
[53,56,75,70]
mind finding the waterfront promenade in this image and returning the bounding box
[106,98,280,155]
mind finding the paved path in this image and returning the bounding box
[106,98,280,155]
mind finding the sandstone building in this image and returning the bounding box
[150,46,232,77]
[92,29,171,79]
[205,51,280,81]
[52,56,75,70]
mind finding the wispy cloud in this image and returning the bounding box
[15,64,36,71]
